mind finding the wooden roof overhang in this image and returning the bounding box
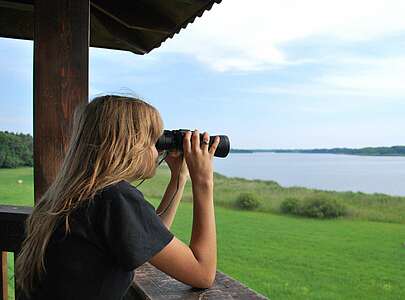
[0,0,222,54]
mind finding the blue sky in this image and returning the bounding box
[1,0,405,149]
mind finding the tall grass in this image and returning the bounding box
[2,166,405,223]
[137,165,405,224]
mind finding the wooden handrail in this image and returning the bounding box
[130,262,268,299]
[0,205,33,300]
[0,205,268,299]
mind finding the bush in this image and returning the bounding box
[280,197,301,214]
[279,196,347,219]
[300,196,347,218]
[235,193,262,211]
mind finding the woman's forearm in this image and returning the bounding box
[156,174,187,229]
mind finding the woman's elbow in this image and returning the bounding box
[205,273,216,288]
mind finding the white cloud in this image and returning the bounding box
[317,57,405,97]
[246,56,405,99]
[158,0,405,72]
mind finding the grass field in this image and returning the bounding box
[1,167,405,299]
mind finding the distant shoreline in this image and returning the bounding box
[230,146,405,157]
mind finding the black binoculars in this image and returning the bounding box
[156,129,230,158]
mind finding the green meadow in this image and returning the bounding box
[1,167,405,299]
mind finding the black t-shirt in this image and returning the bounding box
[25,180,174,300]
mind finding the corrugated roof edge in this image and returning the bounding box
[146,0,222,54]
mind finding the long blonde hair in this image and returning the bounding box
[15,95,164,298]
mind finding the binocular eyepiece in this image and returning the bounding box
[156,129,230,158]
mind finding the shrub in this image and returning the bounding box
[300,196,347,218]
[235,193,262,210]
[280,197,301,214]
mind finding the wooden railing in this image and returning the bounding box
[0,205,268,300]
[0,205,32,300]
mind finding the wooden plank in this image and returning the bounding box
[0,206,32,252]
[0,206,31,300]
[1,252,7,300]
[131,262,269,299]
[0,205,32,218]
[33,0,89,203]
[0,206,30,300]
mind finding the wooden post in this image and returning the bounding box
[33,0,89,203]
[1,252,7,300]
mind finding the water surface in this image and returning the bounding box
[213,153,405,196]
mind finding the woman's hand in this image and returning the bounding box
[164,149,190,180]
[183,129,220,186]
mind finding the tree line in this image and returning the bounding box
[0,131,33,168]
[265,146,405,156]
[231,146,405,156]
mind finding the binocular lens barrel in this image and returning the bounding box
[155,129,230,158]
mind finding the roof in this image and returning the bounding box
[0,0,222,54]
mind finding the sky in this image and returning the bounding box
[1,0,405,149]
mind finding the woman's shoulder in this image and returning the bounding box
[92,180,150,211]
[90,180,157,226]
[99,180,144,199]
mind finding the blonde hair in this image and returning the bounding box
[15,95,164,298]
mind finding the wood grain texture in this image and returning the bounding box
[1,252,7,300]
[33,0,89,202]
[131,262,269,299]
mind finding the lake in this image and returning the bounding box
[213,153,405,196]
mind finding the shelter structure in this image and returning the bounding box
[0,0,268,299]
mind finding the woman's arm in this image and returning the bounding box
[156,149,189,230]
[156,173,188,229]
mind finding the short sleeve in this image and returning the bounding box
[96,181,174,271]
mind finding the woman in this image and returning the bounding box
[15,95,220,300]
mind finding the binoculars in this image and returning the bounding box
[156,129,230,158]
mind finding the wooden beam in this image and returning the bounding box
[91,7,149,54]
[91,2,174,34]
[33,0,89,202]
[0,6,33,41]
[1,252,7,300]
